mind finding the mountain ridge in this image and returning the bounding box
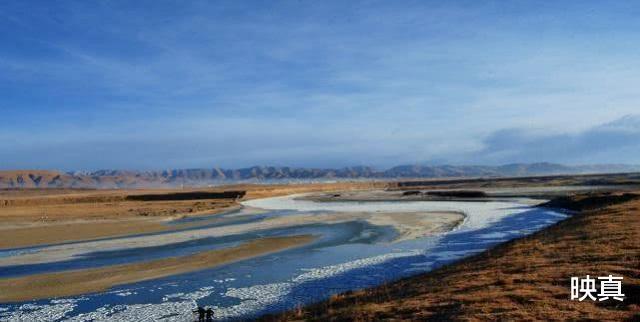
[1,163,639,189]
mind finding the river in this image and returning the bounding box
[0,194,567,321]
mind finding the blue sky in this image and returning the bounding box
[2,1,640,170]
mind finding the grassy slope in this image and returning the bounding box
[261,193,640,321]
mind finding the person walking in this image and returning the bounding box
[193,306,205,322]
[205,307,214,322]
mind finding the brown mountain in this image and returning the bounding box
[1,163,639,189]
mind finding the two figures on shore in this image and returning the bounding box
[194,306,215,322]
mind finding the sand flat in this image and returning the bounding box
[365,211,465,241]
[0,183,383,249]
[0,205,245,250]
[0,235,314,303]
[0,209,464,266]
[0,219,168,249]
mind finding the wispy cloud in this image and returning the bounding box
[473,115,640,165]
[1,1,640,169]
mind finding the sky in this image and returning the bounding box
[1,0,640,170]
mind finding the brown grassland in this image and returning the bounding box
[260,192,640,321]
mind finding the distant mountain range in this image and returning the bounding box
[1,163,640,189]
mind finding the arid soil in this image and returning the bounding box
[261,192,640,321]
[0,235,315,303]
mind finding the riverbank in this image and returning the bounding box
[261,192,640,321]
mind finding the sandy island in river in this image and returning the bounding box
[0,209,464,267]
[0,235,315,303]
[0,182,383,249]
[0,185,463,302]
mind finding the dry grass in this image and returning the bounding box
[262,192,640,321]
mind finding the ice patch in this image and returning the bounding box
[2,301,77,322]
[242,194,534,232]
[293,251,421,283]
[65,301,197,322]
[216,283,291,319]
[1,286,217,322]
[435,250,482,261]
[214,250,422,318]
[478,231,510,239]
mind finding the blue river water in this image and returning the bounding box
[0,196,567,321]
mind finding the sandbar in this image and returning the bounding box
[0,210,463,266]
[0,235,314,302]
